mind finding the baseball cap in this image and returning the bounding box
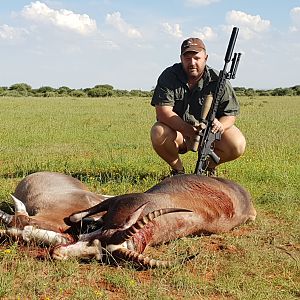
[181,38,206,55]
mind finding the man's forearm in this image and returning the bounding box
[156,108,196,137]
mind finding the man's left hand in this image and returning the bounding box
[211,118,225,134]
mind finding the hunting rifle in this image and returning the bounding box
[192,27,241,175]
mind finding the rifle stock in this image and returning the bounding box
[194,27,241,175]
[191,93,213,152]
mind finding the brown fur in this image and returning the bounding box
[5,172,105,233]
[69,174,256,252]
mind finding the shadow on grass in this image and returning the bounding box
[0,201,14,214]
[70,170,161,185]
[0,168,163,185]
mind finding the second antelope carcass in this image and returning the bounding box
[0,171,109,247]
[53,174,256,267]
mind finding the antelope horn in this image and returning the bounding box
[10,195,28,215]
[113,247,172,268]
[69,198,110,223]
[0,210,13,225]
[0,227,23,239]
[0,194,25,225]
[116,208,192,243]
[0,228,8,238]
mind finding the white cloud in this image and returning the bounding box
[161,22,183,38]
[0,24,29,40]
[106,11,142,38]
[185,0,220,6]
[21,1,97,35]
[192,26,217,41]
[226,10,271,39]
[290,7,300,32]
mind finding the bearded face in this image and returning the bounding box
[180,50,208,81]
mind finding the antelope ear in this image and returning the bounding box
[10,195,28,215]
[120,202,148,230]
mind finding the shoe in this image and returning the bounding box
[160,168,185,180]
[170,168,185,176]
[206,167,216,177]
[201,159,217,177]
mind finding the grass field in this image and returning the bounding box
[0,96,299,300]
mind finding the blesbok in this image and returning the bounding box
[0,171,109,246]
[52,174,257,268]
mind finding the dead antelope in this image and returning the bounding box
[53,174,256,268]
[0,171,109,246]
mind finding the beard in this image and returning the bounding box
[186,67,204,81]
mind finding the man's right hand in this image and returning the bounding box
[155,105,198,139]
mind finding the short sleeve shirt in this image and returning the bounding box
[151,63,239,126]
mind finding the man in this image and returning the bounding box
[150,37,245,176]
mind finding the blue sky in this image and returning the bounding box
[0,0,300,90]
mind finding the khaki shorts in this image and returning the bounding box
[179,136,193,154]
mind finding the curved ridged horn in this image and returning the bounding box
[113,247,172,268]
[116,208,192,243]
[0,229,7,237]
[10,195,28,215]
[0,210,13,224]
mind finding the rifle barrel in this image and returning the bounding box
[228,53,237,77]
[224,27,239,63]
[231,53,242,79]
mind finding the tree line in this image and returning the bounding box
[234,86,300,97]
[1,83,300,98]
[0,83,152,98]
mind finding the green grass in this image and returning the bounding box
[0,96,299,300]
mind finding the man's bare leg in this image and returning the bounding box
[212,125,246,167]
[150,122,186,172]
[151,122,245,173]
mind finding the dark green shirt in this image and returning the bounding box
[151,63,239,126]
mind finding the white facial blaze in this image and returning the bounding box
[52,239,103,260]
[22,226,70,245]
[106,241,128,253]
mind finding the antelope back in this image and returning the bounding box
[13,172,105,216]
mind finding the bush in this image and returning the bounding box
[9,83,32,92]
[87,87,113,97]
[57,86,72,95]
[5,90,23,97]
[70,90,87,97]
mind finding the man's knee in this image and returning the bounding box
[216,126,246,161]
[234,135,246,158]
[150,122,164,144]
[150,122,171,145]
[227,128,246,159]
